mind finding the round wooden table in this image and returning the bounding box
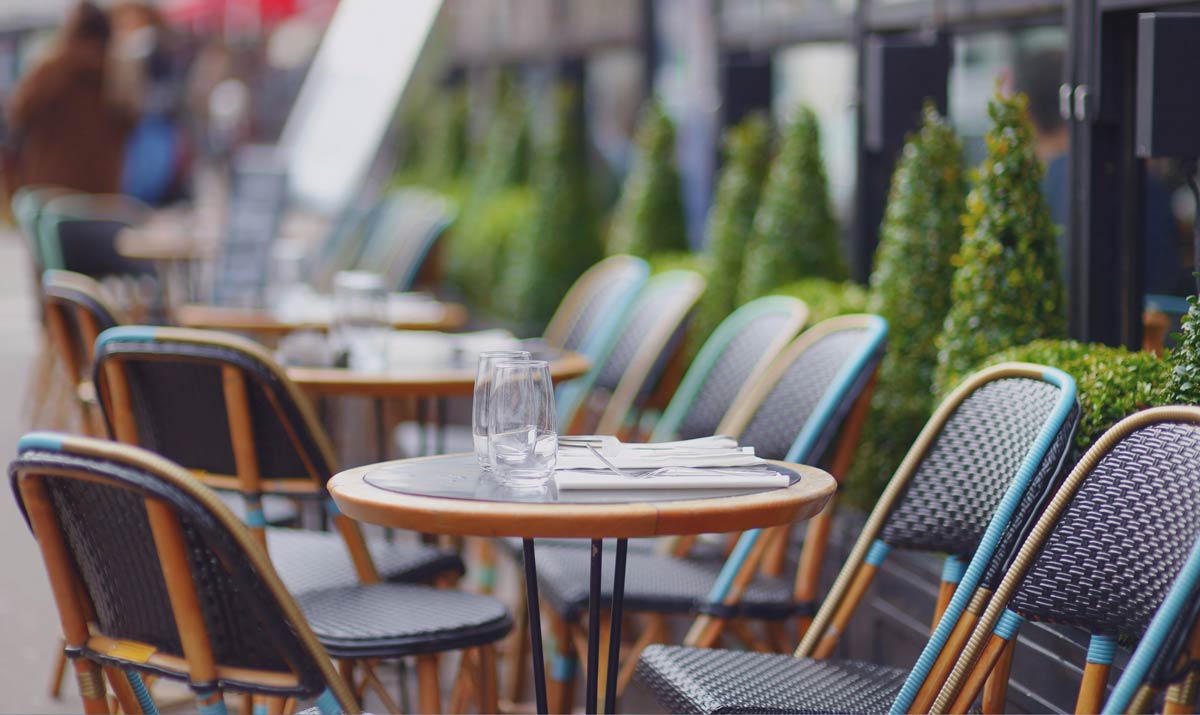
[175,301,469,337]
[287,348,590,399]
[328,454,836,714]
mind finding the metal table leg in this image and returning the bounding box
[605,539,629,714]
[522,539,549,715]
[586,539,603,713]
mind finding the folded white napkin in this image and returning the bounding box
[556,435,762,470]
[555,467,789,491]
[382,329,521,369]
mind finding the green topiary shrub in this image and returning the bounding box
[770,278,868,325]
[739,106,845,302]
[690,114,773,354]
[500,86,602,332]
[978,339,1172,458]
[1165,293,1200,405]
[607,101,688,258]
[421,88,472,185]
[934,91,1066,393]
[844,104,966,510]
[648,250,710,276]
[444,88,531,305]
[446,187,538,307]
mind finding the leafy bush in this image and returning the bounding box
[608,102,688,258]
[690,114,773,354]
[446,187,538,307]
[444,88,531,305]
[934,91,1066,393]
[771,278,867,325]
[422,88,471,185]
[500,86,602,331]
[978,340,1172,457]
[845,105,966,509]
[739,106,845,302]
[648,250,710,276]
[1165,294,1200,405]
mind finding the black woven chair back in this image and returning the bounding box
[43,270,121,383]
[879,377,1078,566]
[676,310,801,441]
[556,258,648,354]
[1007,419,1200,640]
[737,320,884,462]
[595,273,701,393]
[56,218,155,278]
[93,327,335,489]
[9,434,343,701]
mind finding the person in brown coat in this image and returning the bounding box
[5,2,136,195]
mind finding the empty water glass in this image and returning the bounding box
[473,349,532,468]
[332,271,389,371]
[488,360,557,488]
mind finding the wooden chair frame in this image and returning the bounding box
[542,255,650,353]
[13,433,360,715]
[929,406,1200,715]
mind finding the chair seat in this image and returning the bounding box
[298,583,513,658]
[636,645,908,714]
[533,543,799,621]
[216,491,299,526]
[266,529,464,594]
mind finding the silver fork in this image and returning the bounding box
[583,443,769,479]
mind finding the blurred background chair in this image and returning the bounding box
[558,269,706,436]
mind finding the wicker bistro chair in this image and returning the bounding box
[632,362,1081,715]
[89,327,512,711]
[558,270,706,436]
[42,270,122,436]
[351,188,456,293]
[37,193,153,277]
[530,315,887,710]
[924,406,1200,715]
[542,255,649,358]
[11,433,362,714]
[650,295,810,443]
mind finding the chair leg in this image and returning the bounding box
[416,654,441,714]
[502,575,530,707]
[547,611,579,715]
[478,645,499,714]
[102,665,142,714]
[616,614,668,695]
[48,640,68,698]
[982,639,1015,714]
[358,660,401,714]
[73,657,112,714]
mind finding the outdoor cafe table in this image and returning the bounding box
[327,454,836,715]
[174,300,469,337]
[286,348,590,456]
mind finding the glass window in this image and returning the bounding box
[773,43,858,224]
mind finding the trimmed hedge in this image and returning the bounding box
[978,339,1172,458]
[500,86,602,331]
[1165,294,1200,405]
[608,101,688,258]
[692,114,773,355]
[845,104,966,510]
[771,278,868,326]
[934,91,1066,393]
[739,105,845,302]
[447,187,538,307]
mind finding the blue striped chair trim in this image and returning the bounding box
[889,366,1077,713]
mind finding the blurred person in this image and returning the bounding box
[4,1,136,195]
[110,1,191,205]
[1016,48,1180,293]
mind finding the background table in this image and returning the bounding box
[328,453,836,714]
[175,301,469,337]
[289,347,589,458]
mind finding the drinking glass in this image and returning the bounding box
[473,350,532,469]
[331,270,389,371]
[487,360,557,488]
